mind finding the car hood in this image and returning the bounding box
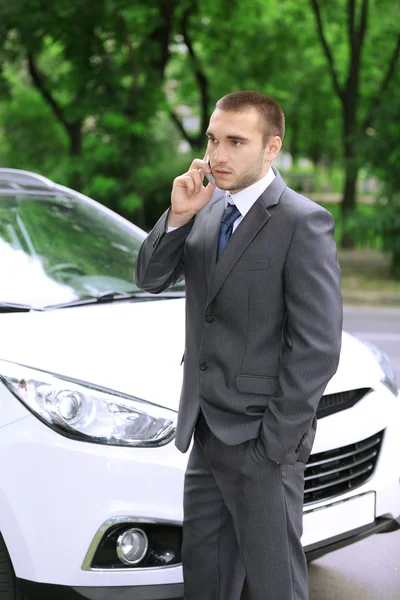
[0,299,383,411]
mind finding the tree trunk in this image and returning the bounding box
[68,121,83,191]
[290,112,300,166]
[341,166,359,248]
[340,100,359,248]
[391,249,400,280]
[132,203,147,230]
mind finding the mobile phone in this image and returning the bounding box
[205,155,216,184]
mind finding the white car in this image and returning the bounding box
[0,168,399,600]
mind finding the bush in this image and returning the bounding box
[345,198,400,279]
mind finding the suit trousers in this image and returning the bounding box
[182,413,309,600]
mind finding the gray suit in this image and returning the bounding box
[135,170,342,599]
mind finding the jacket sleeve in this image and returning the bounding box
[134,208,194,294]
[261,207,343,465]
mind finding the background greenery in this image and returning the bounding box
[0,0,399,275]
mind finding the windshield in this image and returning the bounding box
[0,191,148,309]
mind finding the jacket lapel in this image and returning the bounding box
[204,195,225,288]
[205,170,286,308]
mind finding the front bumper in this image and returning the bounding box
[305,513,400,562]
[2,382,400,594]
[18,515,400,598]
[18,579,183,600]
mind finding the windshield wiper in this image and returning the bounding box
[1,288,186,312]
[43,287,186,310]
[0,302,32,313]
[42,290,154,310]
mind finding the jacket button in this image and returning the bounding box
[199,362,208,371]
[205,315,214,323]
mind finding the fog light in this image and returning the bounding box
[116,528,148,565]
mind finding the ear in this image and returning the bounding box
[265,136,282,163]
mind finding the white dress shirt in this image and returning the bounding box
[224,167,275,232]
[167,167,275,233]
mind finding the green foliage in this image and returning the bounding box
[363,82,400,200]
[121,192,143,213]
[344,67,400,278]
[0,0,399,262]
[344,200,400,279]
[0,0,179,205]
[0,73,68,180]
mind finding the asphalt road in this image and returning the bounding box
[309,306,400,600]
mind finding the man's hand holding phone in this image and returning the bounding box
[168,155,216,228]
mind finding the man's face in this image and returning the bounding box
[205,107,272,194]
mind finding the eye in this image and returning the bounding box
[208,137,217,144]
[231,140,242,147]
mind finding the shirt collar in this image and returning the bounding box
[225,167,275,218]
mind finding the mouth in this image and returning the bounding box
[214,169,232,176]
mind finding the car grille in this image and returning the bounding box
[317,388,372,419]
[304,431,383,505]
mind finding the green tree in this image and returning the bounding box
[168,0,400,246]
[0,0,178,226]
[309,0,400,245]
[1,0,399,238]
[168,0,342,168]
[345,76,400,277]
[0,65,68,179]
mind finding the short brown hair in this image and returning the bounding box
[216,91,285,145]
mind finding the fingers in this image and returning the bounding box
[175,175,195,196]
[175,168,209,196]
[190,168,207,194]
[189,157,211,174]
[172,155,216,211]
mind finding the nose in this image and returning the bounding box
[213,145,229,164]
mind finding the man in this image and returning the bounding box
[135,91,343,600]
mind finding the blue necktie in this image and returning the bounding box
[217,203,241,259]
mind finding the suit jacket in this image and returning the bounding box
[134,169,343,465]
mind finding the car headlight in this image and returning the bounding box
[363,342,398,396]
[0,360,176,447]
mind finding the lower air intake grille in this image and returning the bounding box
[317,388,372,419]
[304,431,383,505]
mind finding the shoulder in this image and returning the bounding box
[279,186,331,220]
[271,187,334,240]
[268,170,332,224]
